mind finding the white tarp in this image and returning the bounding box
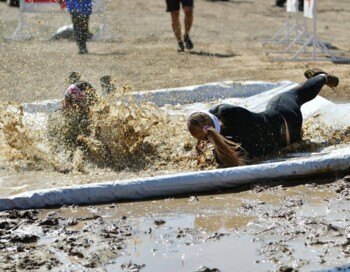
[1,81,349,210]
[1,147,349,211]
[304,0,316,19]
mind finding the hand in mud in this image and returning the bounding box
[196,140,208,155]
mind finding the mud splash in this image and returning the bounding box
[0,84,218,177]
[0,102,51,171]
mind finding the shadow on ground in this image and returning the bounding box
[187,50,238,58]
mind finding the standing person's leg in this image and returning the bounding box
[71,11,88,54]
[170,11,182,42]
[71,11,80,51]
[80,15,89,53]
[166,0,185,51]
[183,7,193,37]
[183,2,194,50]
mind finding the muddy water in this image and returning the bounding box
[1,179,349,271]
[103,194,269,271]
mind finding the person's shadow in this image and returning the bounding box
[89,51,127,56]
[187,50,238,58]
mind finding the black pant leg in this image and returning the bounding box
[71,12,89,52]
[289,75,326,106]
[266,75,326,144]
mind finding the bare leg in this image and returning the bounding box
[170,10,182,42]
[183,6,193,36]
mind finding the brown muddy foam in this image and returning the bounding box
[0,85,217,177]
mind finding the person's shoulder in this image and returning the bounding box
[210,103,240,113]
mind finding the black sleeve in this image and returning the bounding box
[209,103,239,117]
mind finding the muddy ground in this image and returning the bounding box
[0,177,350,271]
[1,0,350,271]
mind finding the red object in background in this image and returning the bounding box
[59,2,66,9]
[24,0,59,2]
[24,0,66,9]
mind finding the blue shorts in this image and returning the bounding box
[166,0,194,12]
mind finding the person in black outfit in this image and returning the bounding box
[187,68,339,167]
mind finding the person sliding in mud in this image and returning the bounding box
[61,73,114,111]
[61,81,97,112]
[47,78,99,158]
[187,68,339,167]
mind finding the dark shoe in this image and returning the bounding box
[184,34,194,50]
[177,41,185,52]
[78,43,89,54]
[325,74,339,88]
[78,47,88,54]
[304,68,326,79]
[304,68,339,88]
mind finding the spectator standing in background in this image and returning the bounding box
[58,0,92,54]
[166,0,194,52]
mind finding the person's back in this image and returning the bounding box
[209,104,284,157]
[65,0,92,15]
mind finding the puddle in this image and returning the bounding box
[108,214,272,272]
[0,178,349,271]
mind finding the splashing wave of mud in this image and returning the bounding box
[0,102,52,171]
[0,86,217,175]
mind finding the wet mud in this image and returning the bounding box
[0,176,349,271]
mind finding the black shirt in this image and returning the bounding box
[209,103,285,157]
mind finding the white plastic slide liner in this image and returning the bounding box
[1,81,349,210]
[22,81,290,113]
[1,147,349,211]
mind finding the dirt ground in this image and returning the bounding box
[0,0,350,103]
[1,0,350,271]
